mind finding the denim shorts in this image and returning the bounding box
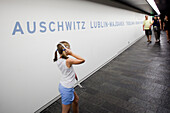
[59,83,74,105]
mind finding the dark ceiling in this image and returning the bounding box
[155,0,170,16]
[111,0,155,15]
[86,0,169,16]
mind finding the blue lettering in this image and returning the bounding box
[57,21,64,31]
[94,22,97,28]
[12,21,24,35]
[73,22,75,30]
[90,21,93,28]
[65,21,72,30]
[115,21,124,26]
[49,21,55,32]
[126,21,134,25]
[109,22,114,27]
[82,21,85,29]
[27,21,36,34]
[104,22,109,27]
[76,21,80,30]
[101,21,104,28]
[40,21,46,33]
[98,21,100,28]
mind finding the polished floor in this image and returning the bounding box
[41,31,170,113]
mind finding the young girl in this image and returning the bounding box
[53,41,85,113]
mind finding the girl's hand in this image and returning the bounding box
[66,49,72,55]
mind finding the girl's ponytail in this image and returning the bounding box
[53,50,58,62]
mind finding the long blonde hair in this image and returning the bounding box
[53,41,70,62]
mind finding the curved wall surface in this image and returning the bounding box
[0,0,145,113]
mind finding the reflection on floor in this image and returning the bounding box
[41,31,170,113]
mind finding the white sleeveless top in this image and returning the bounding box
[57,58,76,88]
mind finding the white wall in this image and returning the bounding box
[0,0,145,113]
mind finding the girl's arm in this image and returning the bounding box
[66,49,85,68]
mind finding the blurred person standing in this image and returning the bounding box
[151,15,162,43]
[163,15,170,43]
[143,15,152,43]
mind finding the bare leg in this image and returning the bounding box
[149,35,152,42]
[147,35,149,41]
[72,91,79,113]
[166,30,169,41]
[62,104,71,113]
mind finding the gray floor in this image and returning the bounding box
[41,31,170,113]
